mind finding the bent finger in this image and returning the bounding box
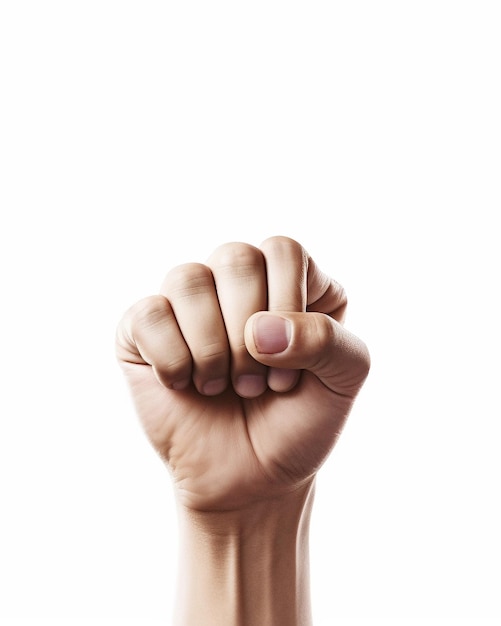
[160,263,230,396]
[207,242,268,398]
[115,295,192,390]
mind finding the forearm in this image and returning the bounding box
[174,480,316,626]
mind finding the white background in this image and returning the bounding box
[1,1,500,625]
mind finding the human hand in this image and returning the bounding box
[115,236,370,513]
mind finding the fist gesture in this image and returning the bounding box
[116,236,370,512]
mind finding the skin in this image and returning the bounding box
[116,236,370,625]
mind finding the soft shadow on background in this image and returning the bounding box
[1,2,499,625]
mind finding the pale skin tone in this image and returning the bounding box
[116,236,370,625]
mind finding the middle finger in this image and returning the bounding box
[207,242,268,398]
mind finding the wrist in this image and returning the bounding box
[174,480,316,626]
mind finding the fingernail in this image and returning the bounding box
[253,315,291,354]
[267,368,300,392]
[235,375,267,398]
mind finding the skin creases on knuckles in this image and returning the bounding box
[207,242,270,398]
[160,262,231,395]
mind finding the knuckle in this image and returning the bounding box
[260,235,303,256]
[131,295,170,331]
[260,236,308,264]
[163,263,214,298]
[196,340,229,365]
[187,335,229,373]
[209,242,264,278]
[260,236,307,270]
[158,353,192,379]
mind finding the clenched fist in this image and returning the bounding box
[116,236,370,513]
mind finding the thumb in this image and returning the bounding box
[244,312,370,396]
